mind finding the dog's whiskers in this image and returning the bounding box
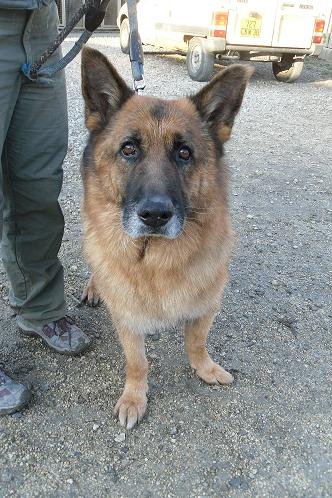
[181,226,196,245]
[188,208,210,214]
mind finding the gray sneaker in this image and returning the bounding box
[0,370,31,416]
[17,315,91,355]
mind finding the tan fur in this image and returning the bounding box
[80,47,252,428]
[218,125,232,142]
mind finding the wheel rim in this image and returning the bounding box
[278,57,293,72]
[191,45,202,72]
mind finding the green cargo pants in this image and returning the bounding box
[0,3,68,322]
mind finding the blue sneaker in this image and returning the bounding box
[0,370,31,416]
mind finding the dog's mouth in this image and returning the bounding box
[122,202,185,240]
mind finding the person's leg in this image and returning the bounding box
[1,4,68,322]
[1,4,90,356]
[0,8,32,415]
[0,9,27,240]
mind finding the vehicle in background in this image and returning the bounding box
[117,0,329,82]
[319,6,332,62]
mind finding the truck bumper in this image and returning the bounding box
[224,45,316,56]
[204,38,320,57]
[206,37,226,53]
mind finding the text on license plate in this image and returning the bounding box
[240,16,262,37]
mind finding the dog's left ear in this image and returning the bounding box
[191,65,253,142]
[81,47,133,132]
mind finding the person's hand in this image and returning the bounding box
[85,0,111,32]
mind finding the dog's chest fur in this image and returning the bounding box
[84,204,232,334]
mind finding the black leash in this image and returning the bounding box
[21,0,146,95]
[21,0,110,81]
[127,0,145,94]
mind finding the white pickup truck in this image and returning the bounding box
[117,0,330,82]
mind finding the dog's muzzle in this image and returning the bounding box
[123,195,184,239]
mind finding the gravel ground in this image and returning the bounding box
[0,34,331,498]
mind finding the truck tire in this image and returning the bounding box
[272,56,304,83]
[186,37,215,82]
[120,17,130,54]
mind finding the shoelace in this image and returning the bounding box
[43,316,75,347]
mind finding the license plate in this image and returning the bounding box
[240,16,262,37]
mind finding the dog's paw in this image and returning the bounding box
[195,360,234,385]
[114,390,147,430]
[81,276,101,307]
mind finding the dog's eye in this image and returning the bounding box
[177,146,192,162]
[121,142,137,158]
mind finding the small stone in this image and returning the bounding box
[308,303,319,311]
[107,465,119,483]
[149,353,158,360]
[92,424,100,431]
[228,476,249,490]
[249,469,258,478]
[66,478,74,485]
[40,383,50,392]
[2,468,14,482]
[277,317,298,335]
[114,433,126,443]
[71,265,78,271]
[272,279,278,287]
[169,426,178,435]
[11,411,23,420]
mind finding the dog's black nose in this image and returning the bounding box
[137,196,174,229]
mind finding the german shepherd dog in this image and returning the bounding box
[80,47,252,429]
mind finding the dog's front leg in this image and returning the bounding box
[185,312,234,385]
[113,325,148,429]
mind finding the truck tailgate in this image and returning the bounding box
[226,0,278,47]
[272,1,316,49]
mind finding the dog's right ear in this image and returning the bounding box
[81,47,133,132]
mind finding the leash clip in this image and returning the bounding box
[134,77,146,95]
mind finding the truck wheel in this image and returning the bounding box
[186,37,215,82]
[272,56,304,83]
[120,17,130,54]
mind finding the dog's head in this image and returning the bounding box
[81,47,252,239]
